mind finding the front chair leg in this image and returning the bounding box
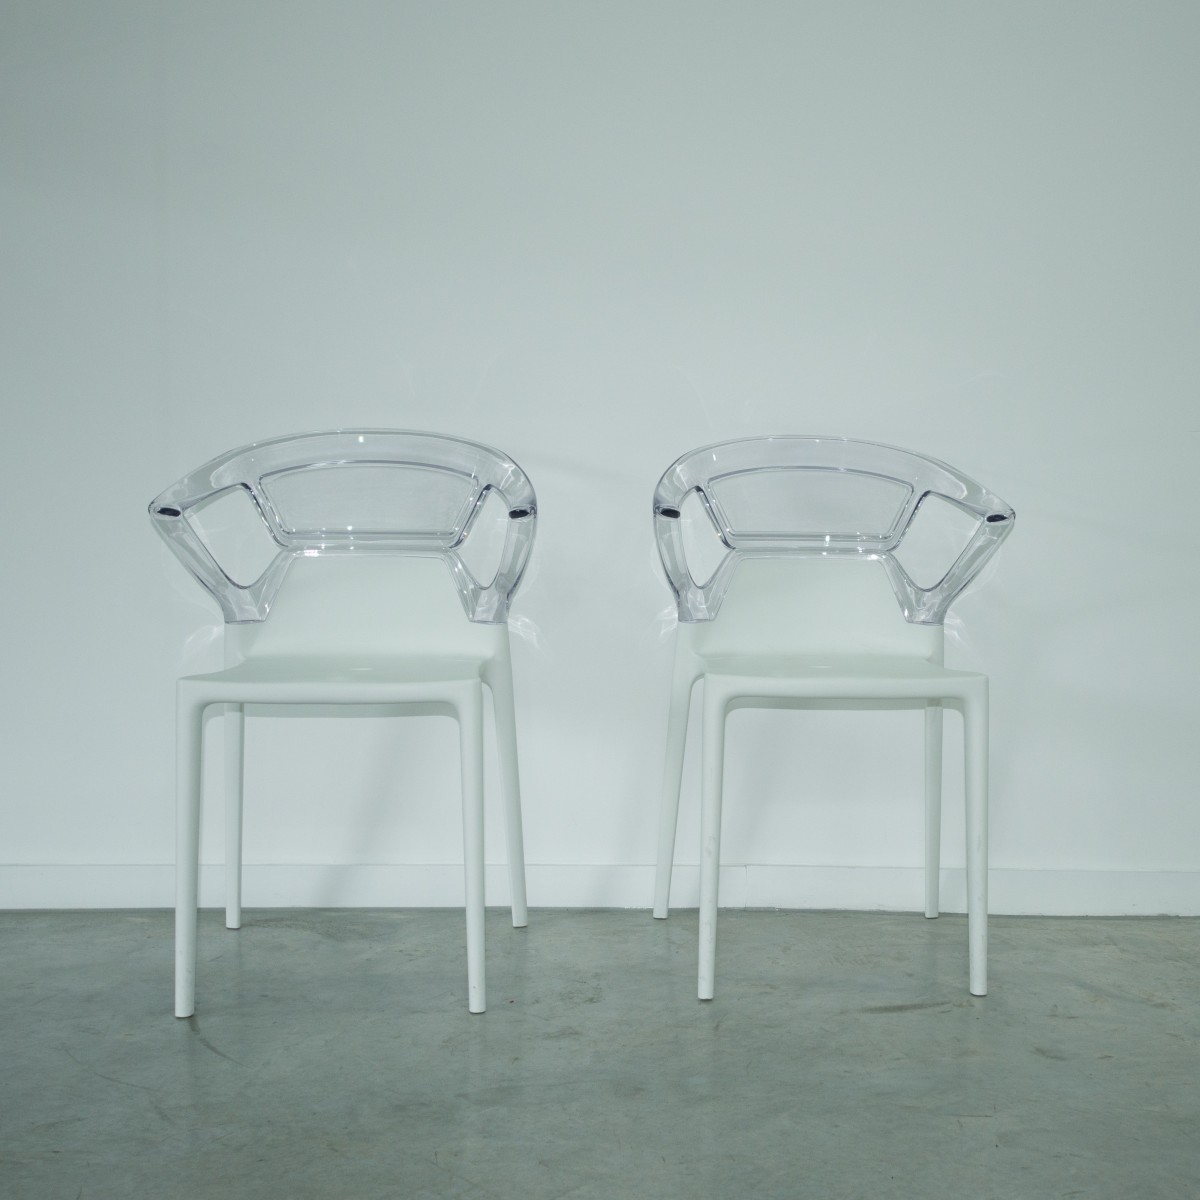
[175,693,206,1019]
[458,686,487,1014]
[697,690,727,1001]
[487,660,528,929]
[962,687,990,997]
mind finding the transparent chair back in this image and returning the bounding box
[653,435,1014,630]
[150,429,537,628]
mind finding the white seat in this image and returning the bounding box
[650,437,1014,1000]
[151,430,537,1016]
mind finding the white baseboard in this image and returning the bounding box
[1,863,1197,915]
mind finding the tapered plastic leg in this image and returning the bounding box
[488,662,527,929]
[924,702,943,919]
[459,687,487,1014]
[697,693,726,1001]
[224,704,245,930]
[654,654,695,919]
[175,695,205,1018]
[963,688,990,996]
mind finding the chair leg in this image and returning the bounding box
[653,654,695,919]
[924,702,943,919]
[224,704,245,931]
[698,690,726,1001]
[458,686,487,1014]
[175,694,205,1018]
[487,663,527,929]
[963,687,990,996]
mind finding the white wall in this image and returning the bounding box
[3,0,1198,914]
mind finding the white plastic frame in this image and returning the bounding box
[651,438,1015,1001]
[151,431,537,1016]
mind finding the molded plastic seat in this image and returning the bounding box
[651,436,1014,1000]
[150,430,537,1015]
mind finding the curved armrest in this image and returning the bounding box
[149,490,279,623]
[455,494,538,622]
[653,497,731,622]
[885,493,1015,624]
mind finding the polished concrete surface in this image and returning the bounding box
[2,908,1197,1199]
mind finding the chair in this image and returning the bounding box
[150,429,537,1015]
[651,436,1014,999]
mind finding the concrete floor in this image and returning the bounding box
[1,909,1197,1199]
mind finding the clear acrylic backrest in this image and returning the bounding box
[150,430,537,626]
[654,436,1014,627]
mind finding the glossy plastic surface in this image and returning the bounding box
[150,429,537,624]
[651,438,1014,1001]
[152,432,536,1017]
[654,436,1013,624]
